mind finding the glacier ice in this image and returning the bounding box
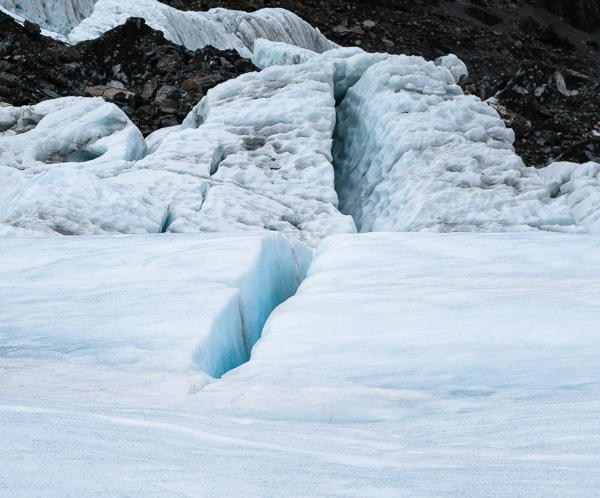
[1,233,599,496]
[322,51,599,233]
[0,97,147,176]
[0,232,307,385]
[0,80,356,243]
[113,59,356,246]
[0,0,337,57]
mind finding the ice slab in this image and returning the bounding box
[0,232,308,392]
[331,55,586,233]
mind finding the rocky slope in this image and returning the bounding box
[0,12,256,135]
[162,0,600,167]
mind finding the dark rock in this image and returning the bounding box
[22,20,41,37]
[0,72,19,88]
[0,11,256,133]
[554,137,600,163]
[465,6,503,26]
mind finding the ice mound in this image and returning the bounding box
[0,97,147,177]
[0,69,355,243]
[115,60,356,246]
[0,232,308,393]
[0,168,166,235]
[252,41,600,234]
[540,161,600,232]
[329,53,597,233]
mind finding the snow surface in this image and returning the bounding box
[1,233,598,495]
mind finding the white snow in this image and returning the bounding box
[1,233,598,495]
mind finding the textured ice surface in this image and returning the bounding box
[0,232,307,385]
[330,54,599,233]
[0,84,354,243]
[0,1,336,56]
[254,42,600,234]
[3,0,335,56]
[252,38,318,68]
[114,60,356,246]
[1,233,598,495]
[0,98,160,234]
[0,97,147,176]
[540,160,600,232]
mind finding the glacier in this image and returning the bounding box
[1,3,600,495]
[1,233,598,495]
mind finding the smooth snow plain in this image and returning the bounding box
[1,233,599,496]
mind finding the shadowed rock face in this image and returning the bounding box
[543,0,600,33]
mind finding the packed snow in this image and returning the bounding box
[1,233,598,495]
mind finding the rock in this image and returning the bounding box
[141,77,158,100]
[156,53,182,73]
[0,85,11,97]
[85,85,134,102]
[465,7,503,26]
[554,137,600,163]
[42,89,61,99]
[85,85,107,97]
[182,75,205,93]
[0,72,19,88]
[22,20,41,37]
